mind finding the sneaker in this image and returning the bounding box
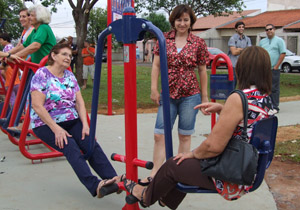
[269,109,278,115]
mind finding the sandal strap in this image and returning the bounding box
[139,187,147,208]
[124,179,137,194]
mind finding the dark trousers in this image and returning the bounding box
[233,67,237,88]
[271,69,280,110]
[144,158,215,209]
[33,119,117,196]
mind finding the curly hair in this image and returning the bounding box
[28,4,51,24]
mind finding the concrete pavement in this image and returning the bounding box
[1,100,299,210]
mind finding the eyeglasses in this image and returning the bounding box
[265,28,273,31]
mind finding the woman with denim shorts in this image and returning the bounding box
[140,5,209,185]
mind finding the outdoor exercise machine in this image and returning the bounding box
[209,54,234,128]
[0,57,65,163]
[88,7,171,210]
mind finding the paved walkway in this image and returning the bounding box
[1,100,299,210]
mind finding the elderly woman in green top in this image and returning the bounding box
[8,4,56,64]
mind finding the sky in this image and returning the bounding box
[25,0,267,38]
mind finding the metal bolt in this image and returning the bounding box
[142,23,146,29]
[108,26,112,31]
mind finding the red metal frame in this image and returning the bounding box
[2,57,90,163]
[0,75,6,96]
[210,53,234,129]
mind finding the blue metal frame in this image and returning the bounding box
[84,7,173,159]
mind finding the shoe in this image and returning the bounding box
[124,179,147,208]
[96,179,116,198]
[138,176,153,186]
[113,174,126,194]
[270,109,279,115]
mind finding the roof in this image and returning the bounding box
[192,10,259,30]
[284,21,300,29]
[218,9,300,29]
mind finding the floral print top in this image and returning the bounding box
[153,30,209,99]
[30,67,80,128]
[214,87,274,201]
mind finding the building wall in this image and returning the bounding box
[268,0,300,11]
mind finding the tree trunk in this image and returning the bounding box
[71,6,91,86]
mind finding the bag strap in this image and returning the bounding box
[230,90,248,139]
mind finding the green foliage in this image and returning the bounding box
[134,0,245,17]
[41,0,63,12]
[275,139,300,163]
[143,13,170,40]
[0,0,23,40]
[87,7,107,44]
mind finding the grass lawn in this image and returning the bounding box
[275,139,300,162]
[81,64,300,110]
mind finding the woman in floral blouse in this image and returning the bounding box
[30,43,118,198]
[144,4,209,184]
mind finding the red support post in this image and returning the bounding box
[123,43,140,210]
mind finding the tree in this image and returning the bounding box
[0,0,23,41]
[134,0,245,17]
[34,0,99,85]
[87,7,107,44]
[65,0,99,85]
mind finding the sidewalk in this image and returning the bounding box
[1,100,299,210]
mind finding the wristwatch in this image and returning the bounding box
[7,52,11,58]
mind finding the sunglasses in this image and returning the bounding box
[265,28,273,31]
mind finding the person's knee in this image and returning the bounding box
[178,134,191,143]
[154,133,164,143]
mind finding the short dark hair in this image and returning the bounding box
[169,4,197,29]
[19,8,29,16]
[47,43,72,66]
[236,46,272,95]
[0,32,11,43]
[265,23,275,29]
[235,21,245,29]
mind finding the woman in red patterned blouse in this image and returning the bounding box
[141,4,209,184]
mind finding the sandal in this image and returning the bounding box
[96,179,116,198]
[138,176,153,186]
[114,174,126,194]
[124,179,147,208]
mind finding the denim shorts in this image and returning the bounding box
[154,93,201,135]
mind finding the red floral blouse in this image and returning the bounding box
[153,30,209,99]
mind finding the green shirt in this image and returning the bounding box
[23,24,56,64]
[259,35,286,69]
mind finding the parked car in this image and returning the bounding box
[280,49,300,73]
[207,47,227,68]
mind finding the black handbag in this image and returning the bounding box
[200,90,258,186]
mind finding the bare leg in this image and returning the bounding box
[150,133,165,178]
[82,79,87,89]
[178,134,191,154]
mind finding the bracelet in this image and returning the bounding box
[7,52,11,58]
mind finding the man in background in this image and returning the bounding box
[228,21,251,87]
[81,40,95,90]
[259,24,286,113]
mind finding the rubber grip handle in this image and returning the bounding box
[100,183,119,196]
